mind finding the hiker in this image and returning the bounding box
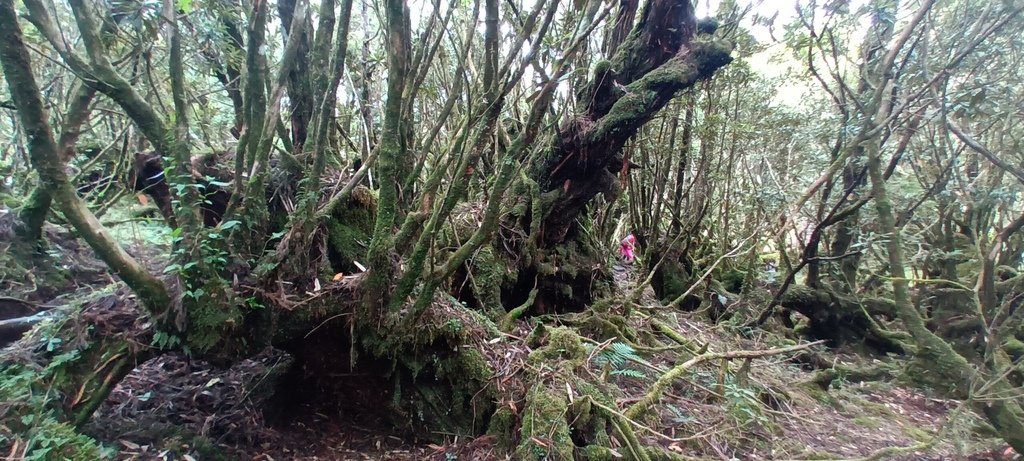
[620,233,637,263]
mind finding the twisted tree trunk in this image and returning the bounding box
[508,0,731,312]
[535,1,730,245]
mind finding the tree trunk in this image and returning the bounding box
[511,0,731,311]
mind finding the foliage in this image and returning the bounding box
[589,341,649,379]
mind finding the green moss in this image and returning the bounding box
[325,186,377,274]
[656,260,691,303]
[719,268,746,293]
[855,399,896,418]
[487,406,519,452]
[469,247,507,317]
[852,416,881,429]
[902,425,932,442]
[1003,337,1024,361]
[572,379,614,447]
[437,347,492,386]
[791,449,841,460]
[528,327,586,367]
[799,381,835,406]
[515,386,573,461]
[580,445,615,461]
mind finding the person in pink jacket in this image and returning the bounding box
[620,233,637,263]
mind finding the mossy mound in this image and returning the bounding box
[325,186,377,275]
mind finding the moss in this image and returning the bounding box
[342,300,500,439]
[902,425,932,442]
[799,381,836,406]
[852,416,881,429]
[656,261,691,303]
[792,449,841,460]
[719,268,746,293]
[855,399,896,418]
[487,406,519,452]
[581,313,635,342]
[528,327,586,368]
[581,445,615,460]
[1005,337,1024,361]
[436,347,492,388]
[325,185,377,274]
[572,379,614,446]
[406,346,496,435]
[515,385,573,461]
[469,246,507,317]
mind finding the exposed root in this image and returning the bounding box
[626,341,824,420]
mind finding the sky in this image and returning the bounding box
[693,0,872,107]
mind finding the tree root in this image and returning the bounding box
[502,288,538,331]
[626,341,823,420]
[649,317,701,355]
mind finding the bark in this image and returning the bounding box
[777,284,905,353]
[278,0,315,152]
[535,0,732,246]
[22,0,204,238]
[238,0,310,240]
[607,0,638,56]
[363,0,411,313]
[22,0,173,158]
[0,312,48,346]
[299,0,354,218]
[166,0,201,230]
[233,0,268,202]
[825,0,897,293]
[210,9,245,137]
[14,187,52,243]
[15,52,97,243]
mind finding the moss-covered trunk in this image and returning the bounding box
[510,0,731,311]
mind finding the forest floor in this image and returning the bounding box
[0,219,1017,460]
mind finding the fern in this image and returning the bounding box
[590,342,650,379]
[592,342,640,369]
[610,369,647,379]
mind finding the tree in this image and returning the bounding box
[0,0,733,453]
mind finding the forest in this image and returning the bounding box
[1,0,1023,458]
